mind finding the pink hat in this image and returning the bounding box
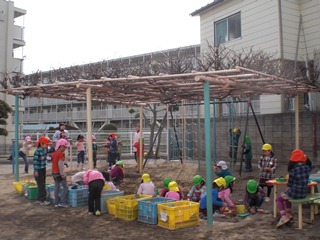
[92,135,96,141]
[25,136,31,141]
[55,139,69,150]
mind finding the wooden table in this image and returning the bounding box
[266,180,317,218]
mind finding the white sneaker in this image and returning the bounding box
[264,197,271,203]
[40,201,51,206]
[58,203,68,208]
[213,210,226,218]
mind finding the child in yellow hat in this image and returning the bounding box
[165,181,182,201]
[258,143,278,203]
[137,173,156,196]
[199,177,228,217]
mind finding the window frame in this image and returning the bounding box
[214,12,241,46]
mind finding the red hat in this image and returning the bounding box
[109,133,116,138]
[290,149,307,162]
[37,136,51,145]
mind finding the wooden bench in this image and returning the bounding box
[289,193,320,229]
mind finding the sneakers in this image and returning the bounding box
[40,201,51,206]
[88,212,94,215]
[276,216,290,227]
[213,210,226,218]
[55,204,59,208]
[95,210,101,216]
[264,197,271,203]
[58,203,68,208]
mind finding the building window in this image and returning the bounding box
[214,12,241,46]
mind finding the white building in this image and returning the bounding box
[191,0,320,113]
[0,0,25,148]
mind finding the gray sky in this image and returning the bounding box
[13,0,211,74]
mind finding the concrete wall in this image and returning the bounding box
[198,111,320,165]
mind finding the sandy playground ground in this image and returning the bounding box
[1,158,320,240]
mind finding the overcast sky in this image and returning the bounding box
[13,0,211,74]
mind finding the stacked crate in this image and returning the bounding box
[100,190,124,213]
[157,201,200,230]
[68,185,88,207]
[138,197,176,224]
[114,194,152,221]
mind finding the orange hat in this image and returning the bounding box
[290,149,307,162]
[37,136,51,145]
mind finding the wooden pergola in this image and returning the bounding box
[3,66,319,224]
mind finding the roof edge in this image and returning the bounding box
[190,0,224,16]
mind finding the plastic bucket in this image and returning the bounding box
[236,204,246,214]
[28,185,38,200]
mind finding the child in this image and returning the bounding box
[71,171,86,185]
[165,181,182,201]
[244,179,266,214]
[187,175,206,202]
[33,136,51,206]
[51,139,69,208]
[159,178,185,199]
[19,136,33,174]
[214,160,232,178]
[110,160,125,184]
[92,135,98,168]
[106,133,117,169]
[219,175,236,210]
[59,130,68,140]
[200,177,228,217]
[258,143,277,202]
[101,171,117,190]
[105,136,111,164]
[276,149,311,227]
[75,134,85,171]
[137,173,156,196]
[83,169,106,216]
[244,136,253,172]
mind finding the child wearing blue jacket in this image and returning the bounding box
[200,177,227,217]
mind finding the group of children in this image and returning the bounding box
[30,132,315,228]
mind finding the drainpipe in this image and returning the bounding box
[278,0,284,60]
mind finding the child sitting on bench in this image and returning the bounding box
[276,149,312,227]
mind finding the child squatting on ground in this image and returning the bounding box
[165,181,183,201]
[200,177,228,218]
[219,175,236,210]
[51,139,69,208]
[258,143,277,202]
[187,175,206,202]
[33,136,51,206]
[159,178,184,199]
[244,179,266,214]
[214,160,232,178]
[276,149,312,227]
[137,173,156,196]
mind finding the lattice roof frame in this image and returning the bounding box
[2,66,319,105]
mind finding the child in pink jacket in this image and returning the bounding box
[218,175,236,210]
[83,169,106,216]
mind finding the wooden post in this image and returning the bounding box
[139,106,143,173]
[86,87,93,170]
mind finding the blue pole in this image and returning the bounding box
[203,81,212,225]
[14,95,19,182]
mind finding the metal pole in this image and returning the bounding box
[204,81,213,225]
[14,95,19,181]
[295,96,300,149]
[213,99,217,164]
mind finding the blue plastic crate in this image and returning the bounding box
[100,190,124,213]
[47,184,69,204]
[138,197,176,224]
[68,187,88,207]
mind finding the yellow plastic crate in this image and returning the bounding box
[115,194,152,221]
[157,201,200,230]
[106,197,118,216]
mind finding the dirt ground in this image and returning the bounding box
[1,158,320,240]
